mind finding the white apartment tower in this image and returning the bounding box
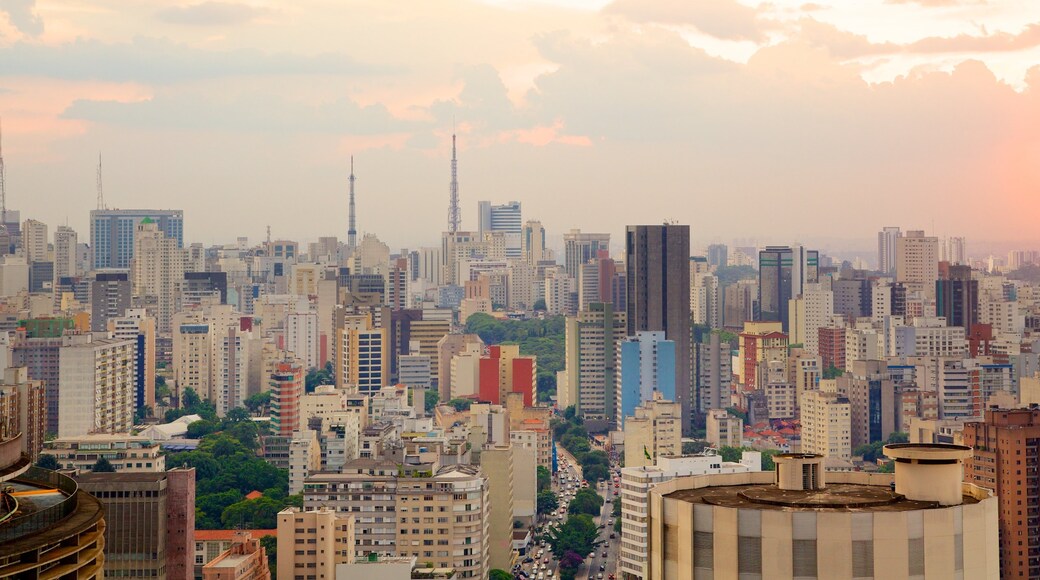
[132,219,186,333]
[58,335,137,437]
[54,225,78,279]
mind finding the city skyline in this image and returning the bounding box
[0,0,1038,248]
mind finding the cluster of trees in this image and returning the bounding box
[854,432,909,463]
[612,500,621,532]
[164,387,217,423]
[567,487,603,516]
[537,490,559,516]
[305,362,335,392]
[464,313,565,402]
[166,412,298,529]
[553,408,611,484]
[544,514,603,580]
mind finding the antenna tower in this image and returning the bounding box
[348,156,357,249]
[448,132,460,232]
[96,152,106,210]
[0,118,6,226]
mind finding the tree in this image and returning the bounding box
[182,387,202,409]
[424,390,440,413]
[888,432,909,444]
[490,570,512,580]
[725,407,748,423]
[545,514,602,572]
[244,391,271,414]
[92,457,116,472]
[761,449,780,471]
[221,496,285,529]
[259,535,276,577]
[683,440,709,455]
[448,398,472,412]
[36,453,59,470]
[225,407,251,423]
[568,488,604,516]
[823,365,845,379]
[134,405,154,424]
[538,490,559,515]
[186,419,221,439]
[583,464,609,485]
[533,298,547,311]
[537,465,551,492]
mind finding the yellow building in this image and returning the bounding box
[276,507,355,580]
[624,393,682,469]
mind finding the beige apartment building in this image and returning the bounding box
[800,389,852,461]
[46,434,166,472]
[896,230,939,301]
[624,394,682,468]
[705,408,742,448]
[276,507,355,580]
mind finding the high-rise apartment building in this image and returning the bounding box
[897,230,939,300]
[838,360,896,449]
[800,389,852,461]
[271,362,304,437]
[624,393,682,469]
[58,335,137,438]
[619,331,676,422]
[936,264,978,331]
[54,225,78,280]
[878,226,901,274]
[693,332,731,413]
[11,328,64,434]
[91,271,132,331]
[286,311,319,369]
[0,367,46,460]
[564,302,626,423]
[706,243,727,269]
[338,316,387,393]
[963,408,1040,579]
[436,333,484,402]
[132,219,187,333]
[758,245,819,332]
[626,224,692,434]
[705,408,742,447]
[478,344,536,406]
[521,220,546,264]
[276,507,354,580]
[563,229,610,279]
[109,309,157,411]
[75,467,196,580]
[21,218,48,264]
[91,208,184,269]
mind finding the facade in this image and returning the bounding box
[91,208,184,269]
[478,344,536,406]
[271,362,304,437]
[624,394,682,469]
[693,332,731,413]
[563,229,610,279]
[202,531,271,580]
[276,507,355,580]
[47,434,166,472]
[76,468,196,580]
[0,366,46,460]
[54,225,79,280]
[800,389,852,460]
[108,309,157,411]
[564,303,626,422]
[963,408,1040,579]
[705,408,742,448]
[619,331,676,422]
[58,335,137,438]
[339,317,388,393]
[936,264,978,331]
[132,219,187,333]
[477,200,522,258]
[286,311,319,369]
[91,271,132,332]
[839,360,896,449]
[646,449,999,580]
[619,451,760,579]
[896,230,939,300]
[878,226,901,274]
[626,224,692,435]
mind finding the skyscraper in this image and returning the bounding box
[563,229,610,279]
[877,226,901,274]
[897,230,939,300]
[132,218,187,333]
[626,224,692,434]
[477,200,522,258]
[936,264,978,331]
[758,245,818,332]
[521,219,546,264]
[53,225,78,280]
[91,208,184,269]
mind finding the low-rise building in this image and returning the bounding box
[202,531,271,580]
[46,433,166,473]
[705,408,742,448]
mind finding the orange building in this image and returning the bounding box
[202,531,271,580]
[271,362,303,436]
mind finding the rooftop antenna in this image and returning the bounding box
[0,117,6,226]
[96,152,106,210]
[266,225,271,246]
[448,120,460,233]
[348,156,357,250]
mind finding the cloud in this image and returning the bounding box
[156,2,269,26]
[61,92,417,135]
[1,0,43,36]
[883,0,984,6]
[792,18,1040,58]
[604,0,768,42]
[0,37,376,83]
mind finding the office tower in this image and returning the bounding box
[705,408,742,447]
[132,218,187,333]
[564,303,626,422]
[897,230,939,299]
[563,229,610,278]
[276,508,354,580]
[398,353,431,388]
[522,219,546,264]
[303,460,490,577]
[183,271,228,307]
[286,310,319,369]
[945,236,966,265]
[646,449,999,579]
[91,208,184,269]
[544,267,575,315]
[788,282,833,355]
[27,260,52,293]
[408,316,450,385]
[619,331,676,422]
[478,344,536,406]
[707,243,727,269]
[76,467,196,580]
[202,531,271,580]
[578,251,618,312]
[109,309,157,411]
[0,366,46,460]
[623,393,682,469]
[833,274,871,320]
[619,452,761,580]
[21,218,48,263]
[437,333,484,402]
[58,335,137,437]
[878,226,901,274]
[723,278,757,328]
[936,264,978,331]
[477,200,522,258]
[627,224,692,434]
[800,389,852,461]
[339,318,387,393]
[694,332,731,413]
[387,256,408,309]
[91,272,132,331]
[53,225,78,279]
[963,408,1040,579]
[0,434,107,579]
[271,361,304,436]
[838,360,896,449]
[758,245,818,332]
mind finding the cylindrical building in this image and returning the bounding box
[647,446,999,579]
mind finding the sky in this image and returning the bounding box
[1,0,1039,255]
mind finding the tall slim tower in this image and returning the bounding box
[96,152,105,210]
[347,156,357,250]
[0,117,6,227]
[448,133,460,232]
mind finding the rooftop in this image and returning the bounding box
[666,481,981,512]
[195,529,275,541]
